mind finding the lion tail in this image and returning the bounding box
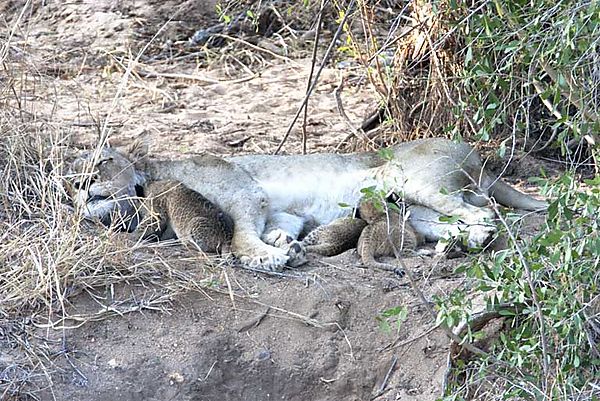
[487,175,548,211]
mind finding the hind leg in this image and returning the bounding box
[303,218,367,257]
[304,243,343,257]
[402,187,496,249]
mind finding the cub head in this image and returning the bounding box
[68,141,148,231]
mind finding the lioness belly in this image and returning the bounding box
[230,153,382,226]
[261,169,377,225]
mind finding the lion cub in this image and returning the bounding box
[356,201,424,272]
[136,180,233,254]
[302,200,424,271]
[301,217,368,256]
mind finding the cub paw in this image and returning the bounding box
[284,240,307,268]
[262,229,294,248]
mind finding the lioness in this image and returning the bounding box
[69,138,547,270]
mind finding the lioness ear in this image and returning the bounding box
[125,139,149,162]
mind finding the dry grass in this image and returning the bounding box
[0,124,225,397]
[0,26,231,401]
[337,0,468,149]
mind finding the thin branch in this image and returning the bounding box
[302,0,328,155]
[274,0,357,154]
[387,236,490,358]
[372,355,397,399]
[137,68,257,84]
[490,200,550,379]
[215,33,298,65]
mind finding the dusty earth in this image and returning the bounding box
[1,1,550,400]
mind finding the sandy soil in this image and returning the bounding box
[1,1,550,400]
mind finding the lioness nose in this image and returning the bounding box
[73,178,96,190]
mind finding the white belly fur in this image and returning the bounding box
[258,169,377,225]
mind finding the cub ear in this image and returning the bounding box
[125,139,149,162]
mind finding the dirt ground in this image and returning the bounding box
[1,1,550,400]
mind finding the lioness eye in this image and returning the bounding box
[97,157,113,166]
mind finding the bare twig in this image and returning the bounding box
[215,33,298,64]
[372,355,397,399]
[383,324,439,351]
[334,77,358,132]
[274,0,357,154]
[136,68,257,84]
[238,307,271,332]
[490,200,550,380]
[387,243,489,358]
[301,0,328,155]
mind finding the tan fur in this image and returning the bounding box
[302,200,425,272]
[356,201,424,272]
[137,180,232,254]
[302,217,367,256]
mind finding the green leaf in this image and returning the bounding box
[438,215,461,224]
[360,186,377,195]
[497,140,507,158]
[378,148,394,161]
[465,46,473,65]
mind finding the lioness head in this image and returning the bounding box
[68,141,148,231]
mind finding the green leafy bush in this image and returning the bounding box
[439,174,600,399]
[449,0,600,153]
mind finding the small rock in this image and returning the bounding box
[168,371,184,384]
[256,350,271,361]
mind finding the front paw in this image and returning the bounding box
[262,229,294,248]
[466,224,496,249]
[238,245,290,272]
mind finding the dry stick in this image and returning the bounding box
[301,0,328,155]
[373,354,397,399]
[490,199,550,379]
[365,1,413,64]
[333,77,373,150]
[454,131,551,381]
[334,78,358,132]
[237,307,271,333]
[0,0,30,63]
[387,234,489,358]
[250,299,324,328]
[222,266,236,310]
[274,0,357,155]
[384,323,439,351]
[215,33,298,65]
[454,161,551,381]
[87,11,183,176]
[136,68,257,84]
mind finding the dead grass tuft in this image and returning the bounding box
[0,120,224,397]
[0,20,229,398]
[339,0,468,150]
